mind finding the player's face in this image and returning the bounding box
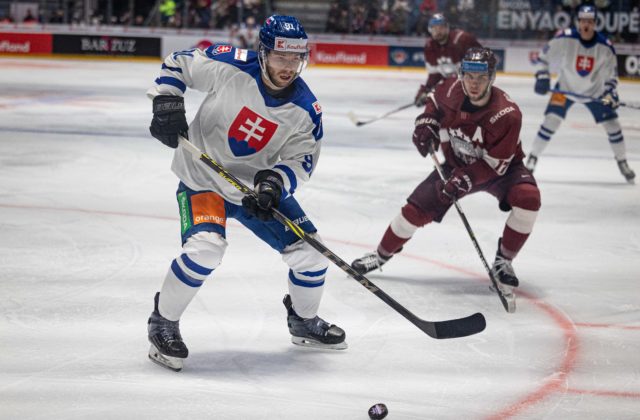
[265,50,305,88]
[462,72,491,102]
[429,24,449,44]
[578,18,596,40]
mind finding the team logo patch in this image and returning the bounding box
[312,101,322,114]
[234,48,248,62]
[575,55,594,77]
[212,45,232,55]
[228,107,279,156]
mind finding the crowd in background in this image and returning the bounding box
[324,0,638,42]
[0,0,267,30]
[0,0,637,43]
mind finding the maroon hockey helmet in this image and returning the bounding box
[459,47,497,99]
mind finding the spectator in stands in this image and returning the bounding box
[194,0,212,28]
[0,12,14,24]
[235,16,259,49]
[23,9,38,24]
[159,0,177,27]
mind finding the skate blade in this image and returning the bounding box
[148,344,184,372]
[291,336,348,350]
[489,285,517,313]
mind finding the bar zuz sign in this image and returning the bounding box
[53,34,160,57]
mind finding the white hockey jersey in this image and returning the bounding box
[147,45,323,204]
[536,27,618,102]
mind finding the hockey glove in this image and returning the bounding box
[412,113,440,157]
[241,170,284,221]
[414,84,429,107]
[601,88,620,109]
[149,95,188,148]
[441,168,473,202]
[534,71,550,95]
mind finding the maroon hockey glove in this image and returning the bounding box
[414,84,429,107]
[412,113,440,157]
[441,168,473,202]
[241,170,284,221]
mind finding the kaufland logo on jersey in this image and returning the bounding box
[576,55,594,76]
[228,107,278,156]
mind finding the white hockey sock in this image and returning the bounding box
[602,119,626,161]
[158,232,226,321]
[530,113,563,157]
[288,278,324,319]
[158,264,202,321]
[283,237,327,319]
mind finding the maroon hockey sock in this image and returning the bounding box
[500,226,529,260]
[377,226,409,258]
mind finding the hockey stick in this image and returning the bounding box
[347,102,415,127]
[551,88,640,110]
[428,145,515,313]
[179,136,486,339]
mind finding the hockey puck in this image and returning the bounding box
[368,403,388,420]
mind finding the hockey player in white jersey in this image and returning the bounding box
[527,5,635,183]
[146,15,346,372]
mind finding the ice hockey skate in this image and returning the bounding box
[525,154,537,172]
[351,251,391,275]
[148,292,189,372]
[283,294,347,350]
[617,159,636,184]
[489,240,518,313]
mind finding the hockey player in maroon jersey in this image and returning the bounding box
[353,48,541,303]
[414,14,482,107]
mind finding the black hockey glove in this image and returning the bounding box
[534,71,550,95]
[601,88,620,109]
[241,170,284,221]
[414,84,429,107]
[412,113,440,157]
[149,95,188,148]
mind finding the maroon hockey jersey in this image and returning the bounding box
[423,29,482,90]
[424,78,525,185]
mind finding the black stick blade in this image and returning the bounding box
[422,312,486,339]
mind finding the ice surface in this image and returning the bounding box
[1,58,639,419]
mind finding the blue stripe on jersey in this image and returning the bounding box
[609,136,623,144]
[288,270,325,288]
[275,164,297,194]
[155,76,186,93]
[180,253,214,276]
[162,63,183,73]
[171,259,204,287]
[298,267,327,277]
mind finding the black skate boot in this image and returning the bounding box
[617,159,636,184]
[490,239,519,308]
[525,154,538,172]
[283,294,347,350]
[148,292,188,371]
[351,251,392,275]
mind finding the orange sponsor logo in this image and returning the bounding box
[191,192,226,227]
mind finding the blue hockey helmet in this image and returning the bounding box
[577,4,597,20]
[258,15,309,89]
[428,13,448,29]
